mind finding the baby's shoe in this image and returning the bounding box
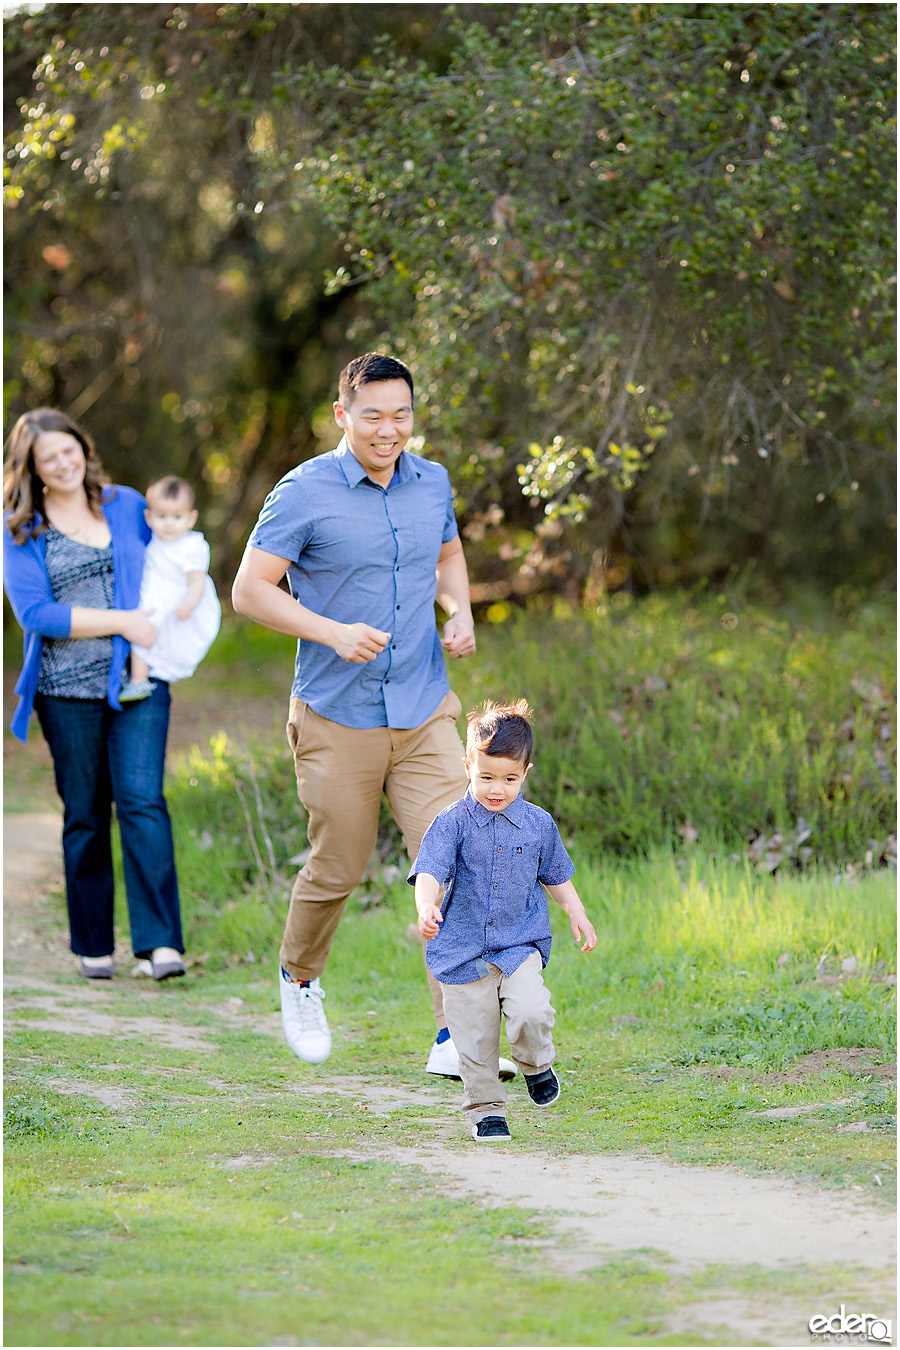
[119,679,156,703]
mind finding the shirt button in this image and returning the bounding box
[396,604,401,610]
[497,846,502,852]
[493,884,499,889]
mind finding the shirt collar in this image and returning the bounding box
[464,787,527,828]
[334,435,419,490]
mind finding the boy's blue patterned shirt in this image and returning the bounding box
[407,788,575,984]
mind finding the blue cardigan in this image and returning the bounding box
[4,485,151,743]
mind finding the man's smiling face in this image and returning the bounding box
[334,378,414,486]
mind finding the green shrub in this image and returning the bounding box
[167,594,895,958]
[449,594,895,862]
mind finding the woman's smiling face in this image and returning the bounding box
[32,431,87,496]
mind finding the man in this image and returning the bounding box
[232,353,516,1081]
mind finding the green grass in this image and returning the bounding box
[5,869,894,1347]
[5,1130,676,1347]
[4,594,896,1345]
[65,839,900,1193]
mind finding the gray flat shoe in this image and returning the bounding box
[151,956,186,980]
[80,958,114,980]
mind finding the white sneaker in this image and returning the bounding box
[279,968,331,1063]
[425,1035,518,1082]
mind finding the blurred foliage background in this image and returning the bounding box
[3,2,896,603]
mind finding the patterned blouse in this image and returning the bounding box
[36,528,115,698]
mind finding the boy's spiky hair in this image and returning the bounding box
[465,699,534,764]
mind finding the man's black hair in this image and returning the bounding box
[338,353,414,408]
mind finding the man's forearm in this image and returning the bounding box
[232,569,391,663]
[435,548,474,620]
[232,573,340,645]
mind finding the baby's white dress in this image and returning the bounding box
[132,530,221,682]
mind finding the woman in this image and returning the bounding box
[4,407,186,980]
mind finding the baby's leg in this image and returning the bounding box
[499,951,556,1075]
[440,971,506,1124]
[119,648,155,702]
[130,653,150,682]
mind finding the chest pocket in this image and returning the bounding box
[510,842,541,905]
[387,518,420,567]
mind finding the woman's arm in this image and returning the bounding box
[4,526,157,646]
[69,606,158,645]
[3,528,71,638]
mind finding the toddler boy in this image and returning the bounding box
[409,699,596,1141]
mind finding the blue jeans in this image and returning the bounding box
[34,683,183,959]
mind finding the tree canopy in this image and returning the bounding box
[4,3,895,599]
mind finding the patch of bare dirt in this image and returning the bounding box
[764,1049,897,1085]
[45,1078,137,1111]
[215,1155,282,1170]
[5,991,219,1052]
[704,1048,896,1087]
[335,1144,896,1277]
[751,1099,854,1119]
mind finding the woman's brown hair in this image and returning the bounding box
[3,407,110,544]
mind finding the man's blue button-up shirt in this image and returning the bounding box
[248,437,458,730]
[408,789,576,984]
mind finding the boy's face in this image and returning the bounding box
[145,497,197,543]
[464,748,531,813]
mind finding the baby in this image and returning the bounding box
[120,476,221,701]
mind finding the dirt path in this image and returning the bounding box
[5,813,897,1348]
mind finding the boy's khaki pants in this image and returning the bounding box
[280,690,467,1028]
[440,951,556,1123]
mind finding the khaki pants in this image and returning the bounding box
[440,951,556,1123]
[280,690,467,1029]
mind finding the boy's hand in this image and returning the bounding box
[417,905,443,940]
[569,913,597,953]
[545,880,596,953]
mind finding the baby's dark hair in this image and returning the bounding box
[146,475,195,509]
[466,699,534,765]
